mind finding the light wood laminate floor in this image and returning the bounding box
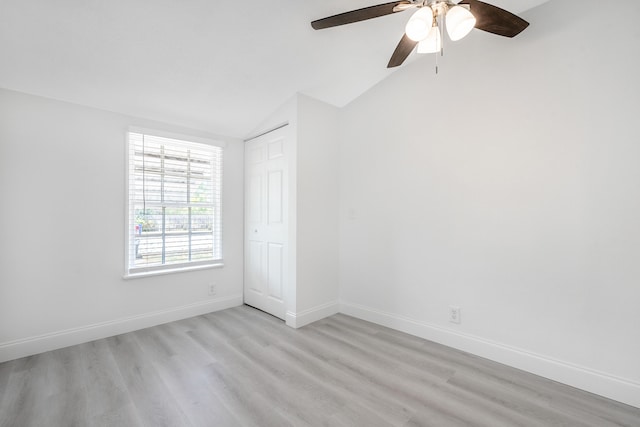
[1,305,639,426]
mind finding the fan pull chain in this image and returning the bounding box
[435,12,444,74]
[440,11,445,57]
[433,15,438,74]
[435,43,439,74]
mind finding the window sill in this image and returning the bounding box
[123,262,224,280]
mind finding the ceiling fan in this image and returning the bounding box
[311,0,529,68]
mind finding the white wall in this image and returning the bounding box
[295,95,340,319]
[0,88,244,362]
[338,0,640,407]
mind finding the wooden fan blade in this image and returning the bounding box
[311,1,411,30]
[460,0,529,37]
[387,34,418,68]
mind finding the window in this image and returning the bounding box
[126,129,223,276]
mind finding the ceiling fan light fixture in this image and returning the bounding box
[417,26,441,54]
[310,0,530,69]
[405,7,434,42]
[446,5,476,41]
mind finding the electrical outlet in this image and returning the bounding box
[208,283,217,296]
[449,306,461,324]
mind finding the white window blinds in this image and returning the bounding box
[127,131,223,275]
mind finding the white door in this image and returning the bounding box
[244,127,287,319]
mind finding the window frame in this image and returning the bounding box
[124,127,226,279]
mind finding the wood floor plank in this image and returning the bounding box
[196,312,339,426]
[132,324,241,427]
[186,325,300,427]
[0,352,79,427]
[0,358,14,416]
[226,309,414,409]
[225,309,415,425]
[1,305,639,427]
[0,360,34,427]
[40,346,90,427]
[88,402,142,427]
[78,339,142,426]
[106,333,193,427]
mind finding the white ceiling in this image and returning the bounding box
[0,0,550,138]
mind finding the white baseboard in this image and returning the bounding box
[339,301,640,409]
[286,300,340,329]
[0,294,243,363]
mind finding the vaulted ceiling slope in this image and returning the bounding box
[0,0,549,138]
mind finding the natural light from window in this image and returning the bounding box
[126,130,223,276]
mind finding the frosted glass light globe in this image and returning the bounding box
[417,26,441,53]
[446,6,476,41]
[405,7,434,42]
